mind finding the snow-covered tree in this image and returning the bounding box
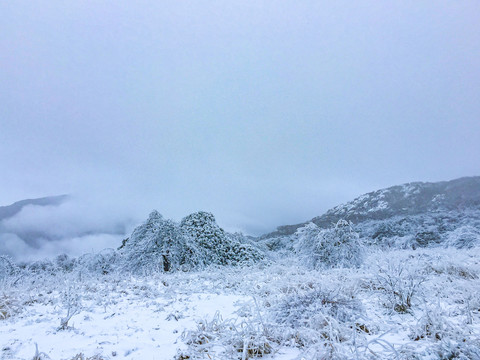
[295,220,364,269]
[180,211,227,266]
[225,232,265,265]
[180,211,263,267]
[121,211,187,273]
[121,210,263,273]
[293,222,322,269]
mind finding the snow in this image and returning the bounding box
[2,245,480,360]
[1,277,250,360]
[403,184,421,198]
[367,200,389,212]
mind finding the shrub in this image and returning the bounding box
[0,256,21,320]
[55,254,77,272]
[0,256,19,280]
[270,286,363,345]
[25,259,58,276]
[295,220,364,269]
[179,310,274,359]
[375,261,425,313]
[76,249,121,275]
[265,283,369,360]
[58,283,82,330]
[408,304,480,359]
[0,295,16,320]
[410,305,453,342]
[415,231,442,248]
[444,226,480,249]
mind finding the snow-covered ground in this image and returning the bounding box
[1,247,480,360]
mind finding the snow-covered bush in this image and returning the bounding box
[0,256,22,320]
[0,255,19,280]
[58,283,82,330]
[426,261,478,280]
[408,304,480,359]
[414,230,442,248]
[295,220,364,269]
[270,286,363,343]
[410,305,454,342]
[227,320,273,359]
[268,285,365,359]
[54,254,77,272]
[375,261,425,313]
[371,220,411,244]
[25,258,59,276]
[0,294,17,320]
[293,223,321,269]
[444,225,480,249]
[178,311,274,359]
[226,233,265,266]
[433,340,480,360]
[257,234,295,254]
[76,249,121,276]
[355,210,480,250]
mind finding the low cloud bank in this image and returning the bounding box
[0,196,138,262]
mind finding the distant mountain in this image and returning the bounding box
[262,176,480,241]
[0,195,69,222]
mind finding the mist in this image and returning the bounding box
[0,196,136,261]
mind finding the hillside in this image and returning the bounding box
[262,176,480,241]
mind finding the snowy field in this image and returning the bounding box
[1,247,480,360]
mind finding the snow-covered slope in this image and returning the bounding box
[2,247,480,360]
[262,177,480,245]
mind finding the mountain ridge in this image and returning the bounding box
[0,195,69,222]
[261,176,480,239]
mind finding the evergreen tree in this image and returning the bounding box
[122,210,263,273]
[180,211,263,266]
[122,211,186,273]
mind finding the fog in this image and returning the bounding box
[0,196,136,261]
[1,1,479,259]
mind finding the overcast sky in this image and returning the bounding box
[1,0,479,235]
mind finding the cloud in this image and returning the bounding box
[0,232,125,262]
[0,196,137,261]
[0,233,31,259]
[2,199,129,239]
